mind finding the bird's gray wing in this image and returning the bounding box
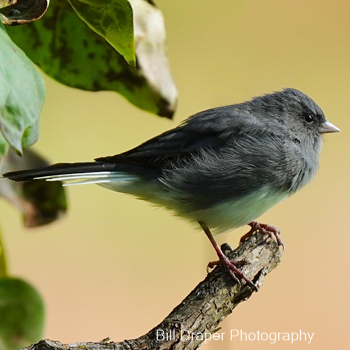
[3,106,256,181]
[97,106,253,168]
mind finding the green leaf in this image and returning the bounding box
[0,227,7,278]
[0,128,9,156]
[0,22,45,155]
[69,0,135,67]
[0,148,67,227]
[22,179,67,227]
[6,1,175,117]
[0,276,45,350]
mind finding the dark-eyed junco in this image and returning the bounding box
[3,88,340,289]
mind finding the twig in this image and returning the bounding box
[24,231,282,350]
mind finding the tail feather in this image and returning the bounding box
[62,174,137,186]
[41,171,113,181]
[3,162,119,182]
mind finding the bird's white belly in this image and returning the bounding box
[99,178,287,235]
[190,187,287,234]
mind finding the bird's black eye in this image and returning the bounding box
[304,114,314,123]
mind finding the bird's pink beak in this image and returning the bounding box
[319,120,341,133]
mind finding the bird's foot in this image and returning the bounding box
[240,221,285,250]
[207,256,258,291]
[199,221,258,291]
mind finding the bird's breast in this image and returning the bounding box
[190,186,288,234]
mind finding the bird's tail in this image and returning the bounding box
[2,162,138,186]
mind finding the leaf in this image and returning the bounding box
[0,276,45,350]
[0,1,17,10]
[0,22,45,155]
[69,0,135,67]
[0,227,7,278]
[130,0,177,116]
[0,148,67,227]
[0,0,49,25]
[0,128,9,155]
[6,1,176,118]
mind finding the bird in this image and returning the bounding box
[3,88,340,290]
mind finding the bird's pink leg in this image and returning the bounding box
[199,221,258,291]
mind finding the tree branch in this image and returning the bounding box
[24,231,282,350]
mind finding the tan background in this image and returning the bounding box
[1,1,349,349]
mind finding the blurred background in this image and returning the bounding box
[1,0,349,349]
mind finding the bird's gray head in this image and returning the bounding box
[251,88,340,138]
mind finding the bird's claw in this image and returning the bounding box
[241,221,285,251]
[207,257,258,292]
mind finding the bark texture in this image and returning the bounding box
[24,231,282,350]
